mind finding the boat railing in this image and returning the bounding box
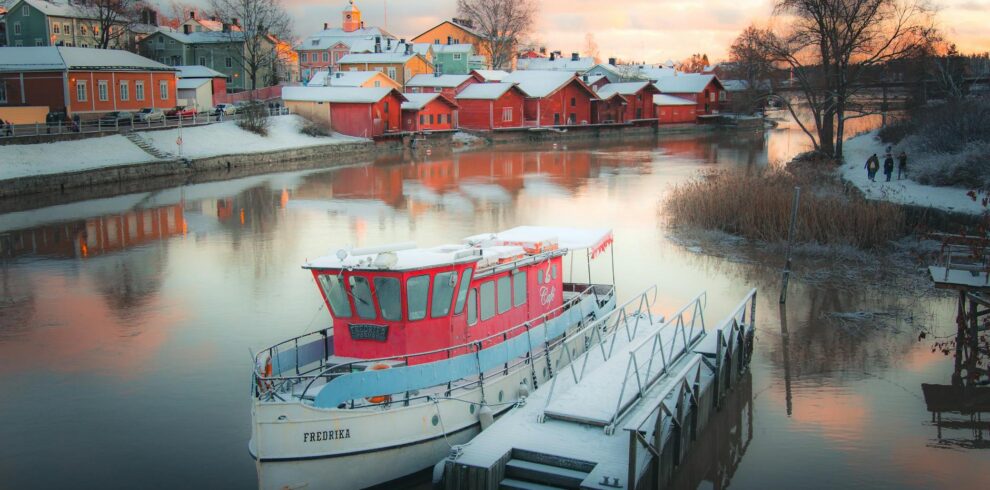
[622,288,757,489]
[931,233,990,284]
[540,291,706,430]
[252,282,615,401]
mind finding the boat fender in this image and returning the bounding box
[478,404,494,430]
[431,460,446,489]
[255,355,273,392]
[366,363,392,404]
[517,382,530,399]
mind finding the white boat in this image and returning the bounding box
[249,227,628,489]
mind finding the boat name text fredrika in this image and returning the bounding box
[348,324,389,342]
[303,428,352,443]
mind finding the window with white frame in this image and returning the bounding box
[374,80,381,87]
[13,22,21,35]
[452,53,462,61]
[98,80,108,101]
[76,80,87,102]
[14,40,23,46]
[22,6,29,16]
[322,52,329,62]
[225,57,232,68]
[387,67,396,80]
[157,36,163,45]
[63,24,70,34]
[199,56,206,66]
[119,80,129,101]
[35,39,43,46]
[53,23,60,34]
[135,81,145,101]
[502,107,512,122]
[159,80,168,100]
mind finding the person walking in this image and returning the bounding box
[865,153,880,182]
[897,150,908,180]
[883,153,895,182]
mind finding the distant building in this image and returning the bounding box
[336,50,432,87]
[431,43,475,75]
[501,70,598,126]
[282,86,406,137]
[308,70,400,90]
[4,0,129,48]
[0,6,8,47]
[0,46,177,117]
[175,65,227,110]
[595,81,661,121]
[653,74,724,115]
[516,52,595,73]
[401,93,458,132]
[653,94,697,124]
[412,18,492,68]
[296,1,395,82]
[454,83,526,130]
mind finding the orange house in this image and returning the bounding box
[336,51,432,87]
[412,19,492,67]
[0,46,177,118]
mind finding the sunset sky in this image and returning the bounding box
[268,0,990,62]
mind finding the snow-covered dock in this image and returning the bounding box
[438,288,757,490]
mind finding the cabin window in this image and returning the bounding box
[348,276,377,319]
[407,275,430,321]
[480,281,496,321]
[453,268,473,314]
[551,264,558,280]
[373,277,402,321]
[431,271,457,318]
[513,271,527,306]
[467,289,478,325]
[493,276,509,314]
[318,274,351,318]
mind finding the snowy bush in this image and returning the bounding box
[300,117,333,137]
[237,101,271,136]
[911,98,990,153]
[911,142,990,189]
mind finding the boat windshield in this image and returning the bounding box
[318,274,351,318]
[373,277,402,321]
[453,268,473,314]
[407,275,430,321]
[431,272,457,318]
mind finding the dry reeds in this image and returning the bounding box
[664,167,907,250]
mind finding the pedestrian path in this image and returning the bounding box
[125,131,175,160]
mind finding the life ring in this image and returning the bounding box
[366,363,392,404]
[255,355,273,392]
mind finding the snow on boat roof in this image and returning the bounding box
[653,94,697,106]
[455,82,516,100]
[465,226,614,257]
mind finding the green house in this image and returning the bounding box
[4,0,128,48]
[138,29,274,92]
[430,43,474,75]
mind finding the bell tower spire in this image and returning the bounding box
[342,0,362,32]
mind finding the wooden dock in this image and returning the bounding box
[437,288,757,490]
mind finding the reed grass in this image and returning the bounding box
[664,166,907,250]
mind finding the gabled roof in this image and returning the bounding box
[0,47,175,72]
[337,52,421,64]
[501,70,597,99]
[584,74,607,86]
[155,29,247,44]
[471,69,509,82]
[595,81,652,99]
[433,44,473,54]
[455,83,519,100]
[413,19,483,41]
[177,78,211,90]
[516,56,596,73]
[637,66,679,80]
[176,65,226,78]
[653,74,721,94]
[282,86,407,104]
[296,26,394,51]
[653,94,697,106]
[406,74,473,88]
[401,93,458,111]
[308,70,391,87]
[10,0,99,20]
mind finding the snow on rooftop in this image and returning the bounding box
[282,86,401,103]
[517,56,596,72]
[596,81,650,99]
[638,66,680,80]
[653,74,718,94]
[406,73,473,88]
[465,226,613,255]
[307,70,382,87]
[433,43,473,54]
[471,69,510,82]
[0,46,172,72]
[401,93,455,110]
[338,52,417,64]
[176,65,226,78]
[501,70,584,98]
[455,82,516,100]
[177,78,210,90]
[653,94,697,106]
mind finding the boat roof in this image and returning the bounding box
[305,226,613,271]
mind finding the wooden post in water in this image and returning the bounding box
[779,186,801,304]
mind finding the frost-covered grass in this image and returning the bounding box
[664,162,907,249]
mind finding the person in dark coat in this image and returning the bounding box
[883,153,895,182]
[865,153,880,182]
[897,151,907,179]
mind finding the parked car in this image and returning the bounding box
[99,111,134,126]
[136,108,165,122]
[214,103,237,116]
[167,106,197,118]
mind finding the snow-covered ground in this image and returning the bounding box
[141,115,367,159]
[0,135,157,181]
[0,115,369,182]
[841,131,986,215]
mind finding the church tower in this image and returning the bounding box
[342,0,362,32]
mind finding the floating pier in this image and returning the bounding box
[438,288,757,490]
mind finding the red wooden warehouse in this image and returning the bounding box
[282,86,406,138]
[501,70,598,127]
[401,93,459,132]
[653,94,699,124]
[653,74,725,116]
[591,93,628,124]
[454,83,526,131]
[595,81,661,121]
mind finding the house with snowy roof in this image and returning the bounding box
[653,94,698,124]
[295,1,396,81]
[4,0,132,48]
[282,86,406,138]
[307,70,400,90]
[471,69,509,82]
[0,46,177,118]
[516,52,596,73]
[336,50,432,87]
[412,18,491,68]
[175,65,227,110]
[400,93,458,132]
[594,81,661,122]
[501,70,598,126]
[430,43,479,75]
[454,83,526,130]
[405,73,478,98]
[653,73,724,115]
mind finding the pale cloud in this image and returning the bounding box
[163,0,990,61]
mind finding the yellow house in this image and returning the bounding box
[412,19,491,67]
[336,52,433,87]
[307,70,401,90]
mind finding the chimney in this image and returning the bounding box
[374,36,381,53]
[183,24,192,35]
[211,16,218,22]
[447,35,452,45]
[360,21,364,29]
[608,57,616,66]
[231,18,239,26]
[189,11,196,20]
[539,47,546,55]
[400,38,406,44]
[571,52,579,61]
[386,38,392,50]
[323,22,328,30]
[549,52,556,61]
[582,74,588,82]
[405,43,412,55]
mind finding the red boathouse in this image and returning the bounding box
[282,86,406,138]
[401,93,459,132]
[501,70,598,127]
[595,82,661,121]
[454,83,526,131]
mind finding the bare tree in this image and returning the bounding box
[583,33,600,64]
[79,0,141,49]
[726,25,777,112]
[209,0,292,90]
[757,0,937,160]
[456,0,537,70]
[930,41,967,100]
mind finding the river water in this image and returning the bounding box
[0,122,986,489]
